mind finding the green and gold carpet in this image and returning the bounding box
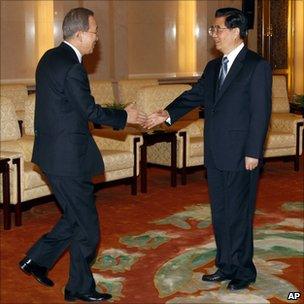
[1,160,303,304]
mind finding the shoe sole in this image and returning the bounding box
[19,265,54,287]
[64,296,110,302]
[227,285,250,291]
[202,278,230,282]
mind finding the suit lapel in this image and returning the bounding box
[212,59,222,103]
[214,46,247,106]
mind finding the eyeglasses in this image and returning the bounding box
[208,25,229,36]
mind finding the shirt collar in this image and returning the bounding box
[63,41,82,63]
[224,42,244,66]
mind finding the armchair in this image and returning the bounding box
[85,79,144,193]
[91,129,143,195]
[1,95,143,229]
[89,80,117,129]
[264,75,303,170]
[90,80,115,106]
[0,83,29,123]
[117,79,158,105]
[135,84,205,184]
[0,96,51,229]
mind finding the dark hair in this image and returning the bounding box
[62,7,94,40]
[215,7,248,39]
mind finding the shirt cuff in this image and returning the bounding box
[165,116,172,125]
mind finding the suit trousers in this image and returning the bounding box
[26,174,100,294]
[206,161,260,282]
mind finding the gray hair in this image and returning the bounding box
[62,7,94,40]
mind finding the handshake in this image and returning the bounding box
[125,103,170,129]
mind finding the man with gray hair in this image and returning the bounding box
[19,7,146,302]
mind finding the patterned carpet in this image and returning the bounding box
[1,160,303,304]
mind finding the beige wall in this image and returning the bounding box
[1,1,37,84]
[294,0,304,94]
[0,0,82,84]
[127,1,180,78]
[1,0,258,83]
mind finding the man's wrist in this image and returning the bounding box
[163,110,170,119]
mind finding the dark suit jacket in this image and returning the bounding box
[32,42,127,177]
[165,47,272,171]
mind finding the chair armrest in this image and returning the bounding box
[92,129,143,177]
[174,119,204,137]
[150,119,203,168]
[174,119,204,151]
[1,140,24,155]
[0,150,24,204]
[1,135,34,163]
[18,135,34,162]
[0,150,23,160]
[270,113,304,134]
[92,129,143,152]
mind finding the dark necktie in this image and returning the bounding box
[218,56,229,90]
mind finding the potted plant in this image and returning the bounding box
[103,102,128,110]
[291,94,304,116]
[292,94,304,107]
[103,102,132,130]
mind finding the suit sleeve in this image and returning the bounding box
[245,60,272,159]
[65,64,127,129]
[164,65,208,124]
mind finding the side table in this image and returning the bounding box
[140,130,177,193]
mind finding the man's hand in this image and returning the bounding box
[143,110,170,129]
[125,103,147,125]
[245,156,259,170]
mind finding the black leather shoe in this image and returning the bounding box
[19,256,54,287]
[64,289,112,302]
[227,279,254,291]
[202,270,230,282]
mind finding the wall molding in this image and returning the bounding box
[128,72,201,79]
[0,79,35,85]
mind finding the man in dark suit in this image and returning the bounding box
[145,8,272,290]
[19,8,146,302]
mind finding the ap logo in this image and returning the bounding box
[287,292,301,301]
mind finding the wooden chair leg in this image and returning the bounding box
[15,202,22,226]
[181,170,187,185]
[179,131,187,185]
[132,137,140,195]
[3,206,11,230]
[294,156,299,171]
[294,122,303,171]
[3,198,11,230]
[170,134,177,187]
[131,177,137,195]
[1,159,11,230]
[13,158,22,226]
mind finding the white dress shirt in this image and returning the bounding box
[63,41,82,63]
[224,42,244,73]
